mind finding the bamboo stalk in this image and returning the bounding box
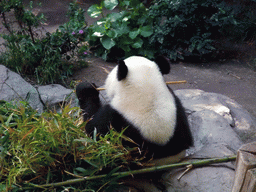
[96,87,106,91]
[166,80,187,84]
[21,155,237,190]
[96,80,187,91]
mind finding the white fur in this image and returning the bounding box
[105,56,177,145]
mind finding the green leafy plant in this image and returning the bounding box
[224,0,256,66]
[87,0,240,61]
[148,0,237,61]
[0,0,45,41]
[0,1,88,84]
[0,100,138,191]
[87,0,156,60]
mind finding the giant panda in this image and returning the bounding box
[76,56,193,165]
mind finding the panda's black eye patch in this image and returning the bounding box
[117,60,128,81]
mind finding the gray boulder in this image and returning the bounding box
[37,84,78,112]
[175,89,256,144]
[0,65,79,113]
[166,144,236,192]
[0,65,43,112]
[111,89,255,192]
[164,89,256,192]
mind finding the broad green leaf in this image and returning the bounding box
[108,12,123,22]
[87,4,102,18]
[115,23,129,36]
[129,29,140,39]
[104,21,111,29]
[104,0,118,10]
[106,30,117,38]
[138,15,147,25]
[91,25,106,37]
[101,36,116,50]
[119,36,132,45]
[132,38,143,48]
[138,49,156,59]
[119,44,131,52]
[122,0,130,7]
[140,25,153,37]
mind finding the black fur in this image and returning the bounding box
[117,60,128,81]
[76,56,193,160]
[76,57,194,192]
[76,82,100,121]
[154,56,171,75]
[76,83,193,159]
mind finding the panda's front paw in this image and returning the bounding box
[76,82,99,99]
[76,82,101,121]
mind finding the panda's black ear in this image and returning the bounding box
[117,60,128,81]
[155,55,171,75]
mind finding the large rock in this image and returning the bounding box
[164,89,256,192]
[37,84,78,111]
[0,65,79,113]
[0,65,43,112]
[166,144,236,192]
[175,89,256,144]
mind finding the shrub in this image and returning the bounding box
[149,0,237,61]
[87,0,156,60]
[0,1,88,84]
[87,0,240,61]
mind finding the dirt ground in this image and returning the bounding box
[1,0,256,121]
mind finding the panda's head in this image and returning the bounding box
[105,56,171,102]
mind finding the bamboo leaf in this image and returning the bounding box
[5,112,14,126]
[20,126,35,142]
[83,159,100,169]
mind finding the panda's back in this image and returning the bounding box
[109,88,192,158]
[104,56,193,158]
[109,84,177,146]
